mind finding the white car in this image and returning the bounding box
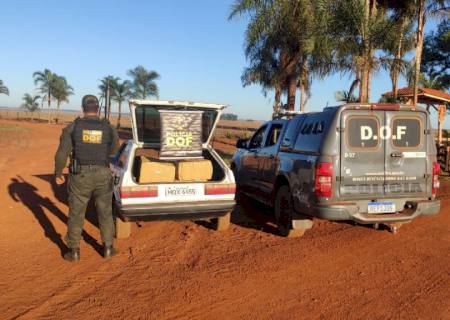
[111,100,236,238]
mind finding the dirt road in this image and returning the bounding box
[1,120,450,320]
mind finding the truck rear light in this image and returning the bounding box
[205,183,236,195]
[432,162,440,195]
[120,186,158,199]
[315,162,333,198]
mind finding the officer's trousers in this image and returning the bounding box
[66,165,114,248]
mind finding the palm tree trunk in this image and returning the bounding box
[47,94,51,124]
[56,100,61,124]
[414,0,425,106]
[299,59,307,112]
[273,85,281,113]
[393,18,406,101]
[117,101,122,129]
[367,62,373,102]
[287,75,296,111]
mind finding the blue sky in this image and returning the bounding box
[0,0,444,125]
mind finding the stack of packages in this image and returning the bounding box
[138,157,213,183]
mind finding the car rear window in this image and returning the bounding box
[392,117,421,148]
[347,116,379,149]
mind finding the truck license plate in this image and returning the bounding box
[368,202,396,214]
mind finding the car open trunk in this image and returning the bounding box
[128,100,227,185]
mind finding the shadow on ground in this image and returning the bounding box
[8,175,102,255]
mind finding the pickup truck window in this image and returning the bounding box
[391,117,422,149]
[266,124,283,147]
[346,116,380,149]
[281,116,303,149]
[249,126,267,149]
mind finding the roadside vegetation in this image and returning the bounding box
[0,80,9,96]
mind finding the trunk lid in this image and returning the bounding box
[129,100,226,148]
[339,108,428,199]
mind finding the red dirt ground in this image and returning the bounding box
[1,119,450,320]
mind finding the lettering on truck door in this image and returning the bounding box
[340,111,386,198]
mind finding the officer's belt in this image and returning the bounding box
[79,164,109,170]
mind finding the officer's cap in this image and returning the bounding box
[82,95,99,112]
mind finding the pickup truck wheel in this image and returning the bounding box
[213,212,231,231]
[115,217,131,239]
[275,185,305,238]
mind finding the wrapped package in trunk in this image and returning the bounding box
[138,156,176,183]
[177,159,213,182]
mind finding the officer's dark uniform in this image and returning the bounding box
[54,95,119,261]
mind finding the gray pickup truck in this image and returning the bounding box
[232,103,440,236]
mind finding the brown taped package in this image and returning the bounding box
[177,159,213,182]
[139,156,176,183]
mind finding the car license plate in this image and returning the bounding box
[368,202,396,214]
[164,184,202,198]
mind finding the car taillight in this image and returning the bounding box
[315,162,333,198]
[120,186,158,198]
[432,162,440,195]
[205,183,236,195]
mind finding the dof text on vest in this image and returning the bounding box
[72,117,111,166]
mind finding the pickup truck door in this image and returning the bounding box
[258,122,285,198]
[241,125,268,194]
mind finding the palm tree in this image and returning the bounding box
[419,72,449,90]
[52,76,74,123]
[127,65,160,99]
[112,80,131,129]
[99,76,120,119]
[33,69,56,123]
[335,90,358,103]
[0,80,9,96]
[230,0,331,112]
[21,93,40,121]
[331,0,394,103]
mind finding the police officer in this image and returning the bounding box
[54,95,119,262]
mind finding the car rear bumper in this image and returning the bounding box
[309,199,440,224]
[115,200,236,222]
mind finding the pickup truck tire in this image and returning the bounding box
[275,185,305,238]
[115,217,131,239]
[213,212,231,231]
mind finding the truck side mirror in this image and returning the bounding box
[236,138,248,149]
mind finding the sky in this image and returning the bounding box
[0,0,445,126]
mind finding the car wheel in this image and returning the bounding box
[213,212,231,231]
[275,185,305,238]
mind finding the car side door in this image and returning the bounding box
[258,122,285,199]
[240,125,268,193]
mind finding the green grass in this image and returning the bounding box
[0,124,30,133]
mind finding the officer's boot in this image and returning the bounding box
[64,248,80,262]
[103,245,118,258]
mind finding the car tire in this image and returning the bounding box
[275,185,305,238]
[213,212,231,231]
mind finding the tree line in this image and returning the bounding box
[0,65,159,127]
[229,0,449,114]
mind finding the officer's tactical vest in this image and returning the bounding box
[71,117,112,166]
